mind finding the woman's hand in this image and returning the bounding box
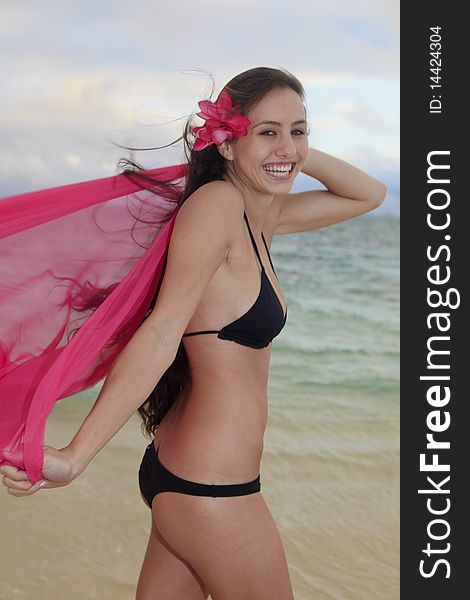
[0,444,78,498]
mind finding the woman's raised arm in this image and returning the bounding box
[274,148,387,235]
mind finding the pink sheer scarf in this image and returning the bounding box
[0,164,187,483]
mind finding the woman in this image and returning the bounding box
[0,67,386,599]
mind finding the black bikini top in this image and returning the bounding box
[182,211,287,349]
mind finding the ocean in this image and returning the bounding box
[0,214,399,600]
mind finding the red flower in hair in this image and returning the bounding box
[192,91,251,151]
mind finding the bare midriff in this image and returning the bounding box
[154,339,272,485]
[152,203,284,486]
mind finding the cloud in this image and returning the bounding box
[1,1,398,76]
[332,99,393,130]
[0,1,399,212]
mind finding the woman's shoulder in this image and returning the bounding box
[179,180,244,222]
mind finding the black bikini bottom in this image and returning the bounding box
[138,441,261,508]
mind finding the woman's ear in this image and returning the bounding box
[217,141,234,161]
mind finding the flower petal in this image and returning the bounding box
[217,91,233,112]
[211,128,229,145]
[193,137,212,151]
[204,118,223,128]
[197,99,219,120]
[192,125,212,142]
[227,114,251,129]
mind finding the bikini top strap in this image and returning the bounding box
[243,211,264,270]
[260,232,277,277]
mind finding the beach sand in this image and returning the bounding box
[0,388,399,600]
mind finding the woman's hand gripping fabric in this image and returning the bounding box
[0,445,77,497]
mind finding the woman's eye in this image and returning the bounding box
[260,129,306,136]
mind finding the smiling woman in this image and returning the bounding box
[219,87,310,191]
[0,66,386,600]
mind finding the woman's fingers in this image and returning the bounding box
[1,465,47,496]
[5,478,45,497]
[1,446,76,498]
[1,474,45,496]
[0,465,29,481]
[2,476,31,491]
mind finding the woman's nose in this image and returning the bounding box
[275,133,296,156]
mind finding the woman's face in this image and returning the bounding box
[224,86,309,195]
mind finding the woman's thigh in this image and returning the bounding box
[136,516,209,600]
[152,491,295,600]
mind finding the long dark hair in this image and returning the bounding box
[120,66,306,438]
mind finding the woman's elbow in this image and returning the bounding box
[141,315,183,357]
[369,181,387,207]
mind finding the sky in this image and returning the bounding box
[0,0,399,214]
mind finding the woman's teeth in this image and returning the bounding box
[263,164,294,179]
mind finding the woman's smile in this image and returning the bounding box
[262,161,296,181]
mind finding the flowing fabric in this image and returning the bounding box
[0,164,188,483]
